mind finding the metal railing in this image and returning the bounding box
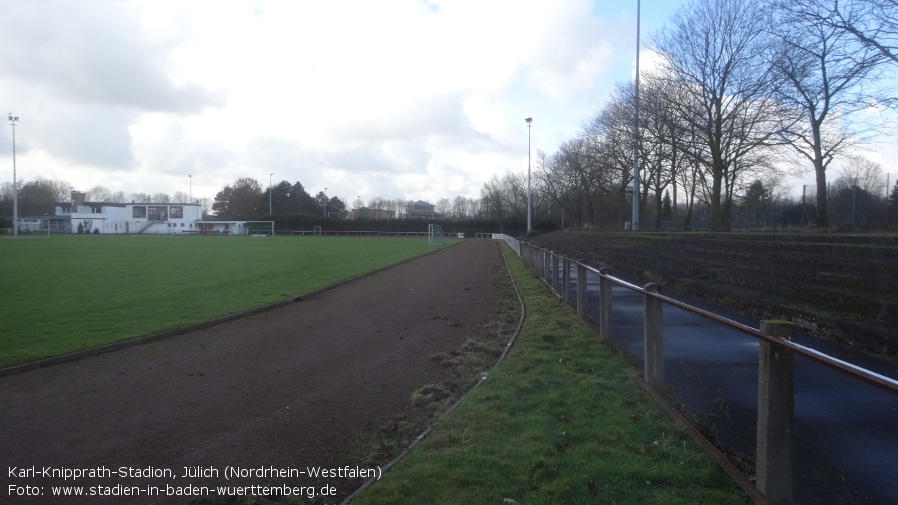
[498,234,898,505]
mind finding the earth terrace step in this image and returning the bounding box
[602,247,896,301]
[674,278,898,354]
[699,267,895,321]
[687,237,898,259]
[676,232,898,247]
[673,250,898,294]
[677,244,898,276]
[583,250,897,324]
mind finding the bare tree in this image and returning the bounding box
[451,196,471,219]
[17,178,72,215]
[841,156,887,194]
[152,192,172,203]
[779,0,897,66]
[539,137,604,228]
[198,197,213,218]
[435,198,451,218]
[770,1,891,227]
[653,0,786,230]
[480,175,505,224]
[583,87,637,228]
[173,191,192,203]
[87,185,112,201]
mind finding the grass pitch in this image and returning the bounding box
[0,235,449,368]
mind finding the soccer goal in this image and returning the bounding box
[427,224,445,246]
[2,218,51,238]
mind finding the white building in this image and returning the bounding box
[52,191,252,235]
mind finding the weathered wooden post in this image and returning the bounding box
[562,258,571,304]
[599,268,613,341]
[643,283,663,389]
[576,264,588,319]
[757,320,795,505]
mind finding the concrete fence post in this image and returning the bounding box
[562,259,571,304]
[552,253,561,294]
[576,264,588,319]
[538,249,544,278]
[757,320,795,505]
[643,283,663,389]
[599,268,613,341]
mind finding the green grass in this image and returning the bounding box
[351,244,747,505]
[0,235,451,368]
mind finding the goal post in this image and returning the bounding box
[2,218,52,237]
[427,224,445,246]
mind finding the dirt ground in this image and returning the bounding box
[0,239,508,504]
[527,230,898,355]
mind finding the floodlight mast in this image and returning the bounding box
[9,113,19,238]
[631,0,641,231]
[525,117,533,235]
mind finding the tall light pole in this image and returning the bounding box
[631,0,641,231]
[269,173,273,215]
[9,113,19,238]
[323,187,328,217]
[525,117,533,235]
[188,175,192,203]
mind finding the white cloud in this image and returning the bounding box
[0,0,671,204]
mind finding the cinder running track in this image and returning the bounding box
[1,239,505,504]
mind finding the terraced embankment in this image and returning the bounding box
[528,231,898,355]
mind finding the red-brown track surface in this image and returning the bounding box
[1,239,506,504]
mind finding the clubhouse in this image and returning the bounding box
[50,191,247,235]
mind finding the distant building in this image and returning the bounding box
[349,207,396,220]
[51,190,248,234]
[404,200,442,219]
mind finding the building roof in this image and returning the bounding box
[55,201,200,207]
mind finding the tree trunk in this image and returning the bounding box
[812,122,829,228]
[710,165,726,231]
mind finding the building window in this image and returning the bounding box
[133,206,147,218]
[148,206,168,221]
[170,206,183,219]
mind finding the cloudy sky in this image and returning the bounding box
[2,0,893,207]
[0,0,690,205]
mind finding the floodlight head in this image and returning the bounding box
[525,117,532,124]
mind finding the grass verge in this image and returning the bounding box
[0,235,452,368]
[351,244,747,505]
